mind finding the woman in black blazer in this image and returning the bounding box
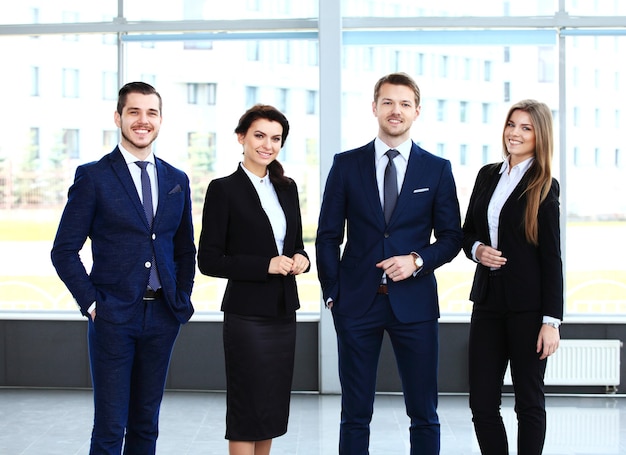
[462,100,563,455]
[197,104,310,455]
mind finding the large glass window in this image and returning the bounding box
[124,0,318,20]
[564,35,626,316]
[1,0,625,321]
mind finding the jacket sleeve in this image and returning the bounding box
[537,179,564,319]
[50,165,97,316]
[197,178,273,282]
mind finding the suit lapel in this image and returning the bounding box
[389,143,426,225]
[109,148,149,229]
[357,141,386,225]
[236,167,280,254]
[153,157,172,229]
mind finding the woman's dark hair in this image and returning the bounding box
[235,104,291,187]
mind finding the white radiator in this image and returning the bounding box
[504,339,622,389]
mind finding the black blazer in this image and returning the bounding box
[462,163,563,320]
[197,166,309,317]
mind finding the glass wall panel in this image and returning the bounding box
[565,0,626,16]
[0,32,119,313]
[4,1,116,24]
[342,0,557,17]
[341,38,560,315]
[564,35,626,316]
[0,35,320,316]
[123,38,321,314]
[124,0,318,21]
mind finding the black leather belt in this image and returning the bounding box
[143,288,163,300]
[377,284,388,295]
[488,269,502,277]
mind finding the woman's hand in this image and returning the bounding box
[476,244,507,268]
[269,255,295,276]
[290,253,310,275]
[537,324,560,360]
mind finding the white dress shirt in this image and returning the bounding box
[374,137,411,207]
[119,145,159,217]
[240,163,287,255]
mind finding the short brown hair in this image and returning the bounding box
[373,72,421,107]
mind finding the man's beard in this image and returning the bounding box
[121,129,158,150]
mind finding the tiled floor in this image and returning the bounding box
[1,388,626,454]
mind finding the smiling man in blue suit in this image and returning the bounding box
[316,73,463,455]
[51,82,196,455]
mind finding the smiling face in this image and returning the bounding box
[504,109,536,166]
[239,118,284,177]
[114,92,162,159]
[372,82,420,147]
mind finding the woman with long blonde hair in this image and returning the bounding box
[462,100,564,454]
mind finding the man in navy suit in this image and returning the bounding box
[51,82,195,454]
[316,73,463,455]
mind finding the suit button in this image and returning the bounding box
[384,232,390,238]
[145,261,151,268]
[152,233,156,240]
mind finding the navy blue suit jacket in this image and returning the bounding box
[197,166,309,317]
[51,147,196,324]
[316,140,463,323]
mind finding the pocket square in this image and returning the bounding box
[168,184,182,194]
[413,188,429,193]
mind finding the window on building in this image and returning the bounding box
[277,88,289,113]
[459,101,468,123]
[62,68,79,98]
[31,67,40,96]
[484,60,492,81]
[459,144,468,166]
[306,90,318,115]
[437,99,446,122]
[102,71,117,100]
[63,129,80,160]
[246,86,258,106]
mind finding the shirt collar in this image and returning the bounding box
[240,162,271,187]
[499,155,534,175]
[118,144,156,166]
[374,137,412,163]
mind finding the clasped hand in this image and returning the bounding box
[269,253,309,276]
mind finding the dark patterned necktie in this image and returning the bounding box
[135,161,161,291]
[383,149,400,224]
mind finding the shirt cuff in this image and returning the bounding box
[471,241,483,263]
[542,315,561,327]
[87,302,96,314]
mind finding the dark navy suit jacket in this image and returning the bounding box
[51,147,196,324]
[316,140,463,323]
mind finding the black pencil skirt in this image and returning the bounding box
[223,312,297,441]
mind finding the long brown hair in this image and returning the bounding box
[502,99,554,245]
[235,104,291,187]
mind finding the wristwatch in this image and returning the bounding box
[410,252,424,270]
[543,321,560,329]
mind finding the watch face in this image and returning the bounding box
[415,257,423,267]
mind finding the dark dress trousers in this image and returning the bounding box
[462,162,563,455]
[51,147,196,454]
[197,165,309,440]
[316,140,463,455]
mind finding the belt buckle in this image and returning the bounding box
[143,288,161,300]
